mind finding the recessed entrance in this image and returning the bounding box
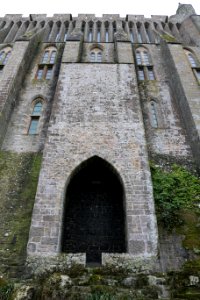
[62,156,126,264]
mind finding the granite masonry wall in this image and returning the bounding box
[0,3,200,273]
[27,62,158,260]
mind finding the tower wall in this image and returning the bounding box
[27,61,158,259]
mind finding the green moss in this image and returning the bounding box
[88,275,103,285]
[87,291,115,300]
[67,264,87,278]
[183,258,200,274]
[160,34,177,43]
[0,151,42,278]
[177,209,200,251]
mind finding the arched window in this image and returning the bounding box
[90,48,102,63]
[143,51,150,64]
[135,47,155,81]
[36,46,57,80]
[136,52,142,65]
[136,23,142,43]
[88,22,93,42]
[105,21,109,42]
[0,47,12,73]
[97,22,101,43]
[41,51,49,64]
[129,22,134,43]
[64,22,69,42]
[55,22,61,42]
[50,51,56,64]
[150,101,158,128]
[184,49,200,83]
[145,23,151,43]
[28,101,43,135]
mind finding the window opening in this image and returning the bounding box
[147,67,155,80]
[28,101,43,135]
[150,101,158,128]
[50,51,56,64]
[97,24,101,42]
[41,51,49,64]
[137,24,142,43]
[138,67,145,80]
[88,23,93,42]
[46,66,53,80]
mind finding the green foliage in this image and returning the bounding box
[151,164,200,230]
[0,279,14,300]
[87,292,115,300]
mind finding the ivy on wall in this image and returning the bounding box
[151,164,200,230]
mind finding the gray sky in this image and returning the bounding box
[0,0,200,18]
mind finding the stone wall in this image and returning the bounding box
[2,43,64,152]
[27,62,158,260]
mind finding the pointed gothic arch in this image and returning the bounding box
[61,156,126,264]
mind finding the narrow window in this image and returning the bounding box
[28,118,39,135]
[36,67,44,79]
[46,66,53,80]
[145,24,151,43]
[88,23,93,42]
[47,23,53,41]
[188,53,197,67]
[143,52,150,65]
[3,51,11,64]
[90,52,95,62]
[105,25,109,43]
[136,52,142,64]
[41,51,49,64]
[97,23,101,43]
[138,67,145,80]
[185,50,200,83]
[64,22,69,42]
[55,32,60,42]
[32,102,42,115]
[0,51,5,63]
[50,51,56,64]
[147,67,155,80]
[137,24,142,43]
[113,22,116,34]
[0,48,12,66]
[150,101,158,128]
[130,28,134,43]
[81,21,85,34]
[97,52,102,62]
[28,102,42,135]
[64,33,68,42]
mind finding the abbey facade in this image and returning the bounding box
[0,3,200,269]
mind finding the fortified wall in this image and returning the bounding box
[0,4,200,299]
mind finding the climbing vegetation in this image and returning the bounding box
[151,164,200,230]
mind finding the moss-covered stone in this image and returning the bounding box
[160,34,177,43]
[0,151,42,279]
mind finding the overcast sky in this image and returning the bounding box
[0,0,200,18]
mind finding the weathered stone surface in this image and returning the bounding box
[0,3,200,278]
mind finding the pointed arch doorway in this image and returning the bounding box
[61,156,126,265]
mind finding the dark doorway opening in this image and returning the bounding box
[62,156,126,264]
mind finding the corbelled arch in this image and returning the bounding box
[61,155,127,264]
